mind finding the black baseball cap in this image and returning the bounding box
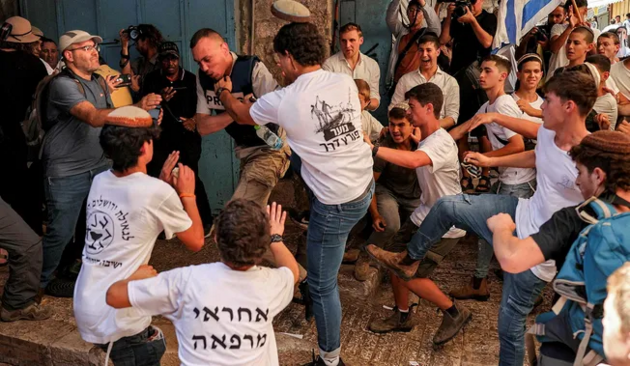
[158,41,179,59]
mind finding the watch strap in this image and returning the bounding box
[270,234,283,243]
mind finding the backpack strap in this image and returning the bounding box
[576,197,612,225]
[573,303,596,366]
[393,28,426,78]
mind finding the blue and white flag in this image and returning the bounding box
[493,0,565,50]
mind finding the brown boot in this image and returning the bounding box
[342,248,360,264]
[449,276,490,301]
[365,245,419,280]
[354,256,371,281]
[1,303,52,322]
[368,308,414,333]
[433,303,472,345]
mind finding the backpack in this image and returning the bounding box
[529,196,630,366]
[21,68,109,161]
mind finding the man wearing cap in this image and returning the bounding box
[0,16,48,232]
[72,106,204,364]
[142,41,214,235]
[39,30,161,298]
[119,24,164,93]
[188,28,289,209]
[29,26,54,75]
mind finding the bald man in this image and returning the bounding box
[187,28,289,208]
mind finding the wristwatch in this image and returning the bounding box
[270,234,283,243]
[216,87,231,97]
[372,145,379,157]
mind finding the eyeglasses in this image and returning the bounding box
[68,44,100,53]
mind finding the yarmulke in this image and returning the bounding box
[584,62,601,88]
[517,53,543,66]
[106,106,153,128]
[393,102,410,111]
[271,0,311,23]
[581,131,630,154]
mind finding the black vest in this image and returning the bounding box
[198,55,277,148]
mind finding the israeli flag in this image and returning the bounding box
[493,0,565,50]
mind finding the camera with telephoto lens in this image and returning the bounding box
[123,26,141,41]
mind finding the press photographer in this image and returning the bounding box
[118,24,164,93]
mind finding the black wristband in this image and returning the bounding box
[216,87,231,97]
[270,234,283,243]
[120,53,130,60]
[372,145,379,157]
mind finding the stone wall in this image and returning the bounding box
[236,0,333,84]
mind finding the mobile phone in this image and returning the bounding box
[115,74,132,87]
[148,106,161,121]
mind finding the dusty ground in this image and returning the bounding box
[0,178,553,365]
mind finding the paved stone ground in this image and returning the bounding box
[0,178,554,365]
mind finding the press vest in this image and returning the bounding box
[198,55,277,148]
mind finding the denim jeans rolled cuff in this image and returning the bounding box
[406,194,519,261]
[41,165,108,287]
[498,270,547,366]
[96,326,166,366]
[307,180,374,353]
[474,179,537,279]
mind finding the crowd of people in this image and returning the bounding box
[1,0,630,365]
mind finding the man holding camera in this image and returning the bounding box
[142,41,214,235]
[119,24,164,93]
[40,30,162,299]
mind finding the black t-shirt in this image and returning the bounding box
[531,206,588,270]
[449,10,498,76]
[374,135,420,200]
[0,50,47,135]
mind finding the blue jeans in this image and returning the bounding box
[96,326,166,366]
[41,166,108,287]
[499,270,547,366]
[406,194,519,261]
[475,180,536,279]
[307,181,374,354]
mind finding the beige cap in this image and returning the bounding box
[31,26,43,37]
[58,30,103,52]
[2,16,40,44]
[271,0,311,23]
[106,106,153,128]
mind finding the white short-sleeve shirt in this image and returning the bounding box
[128,263,294,366]
[249,69,373,205]
[74,171,192,344]
[323,52,381,107]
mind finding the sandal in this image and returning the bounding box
[460,177,475,194]
[476,176,491,193]
[0,249,7,267]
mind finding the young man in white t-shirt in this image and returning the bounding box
[106,200,299,366]
[447,55,534,301]
[73,106,205,365]
[549,26,595,81]
[367,69,596,365]
[588,54,619,130]
[547,0,599,80]
[512,54,544,124]
[365,83,471,345]
[212,22,374,366]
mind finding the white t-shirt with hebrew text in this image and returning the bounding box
[128,263,294,366]
[249,69,373,205]
[73,171,192,344]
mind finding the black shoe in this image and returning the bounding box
[292,279,314,321]
[433,304,472,345]
[45,277,76,298]
[289,209,310,230]
[301,350,346,366]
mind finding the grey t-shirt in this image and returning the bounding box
[373,135,420,200]
[42,72,112,178]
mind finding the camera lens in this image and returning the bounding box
[130,29,139,40]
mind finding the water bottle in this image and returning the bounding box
[254,125,284,150]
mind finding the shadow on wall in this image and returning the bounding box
[1,0,19,20]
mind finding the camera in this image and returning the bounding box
[115,74,132,87]
[123,26,141,41]
[440,0,476,19]
[531,26,548,43]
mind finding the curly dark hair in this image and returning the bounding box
[569,131,630,193]
[405,83,444,119]
[137,24,164,50]
[544,68,598,117]
[273,22,326,67]
[215,199,270,267]
[99,125,161,172]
